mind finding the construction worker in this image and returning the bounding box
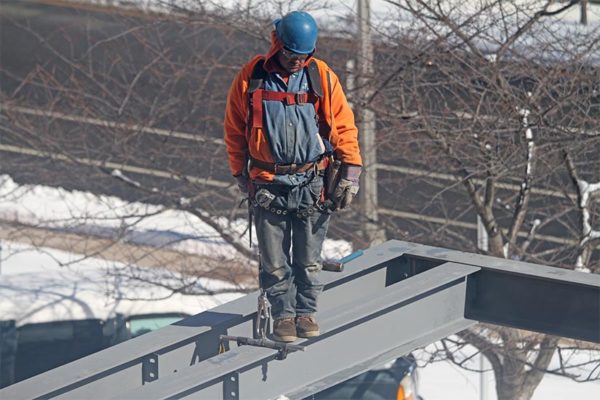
[224,11,362,342]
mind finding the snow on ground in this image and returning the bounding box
[0,241,244,325]
[0,174,353,261]
[0,173,352,325]
[532,372,600,400]
[417,357,600,400]
[0,175,240,259]
[414,344,600,400]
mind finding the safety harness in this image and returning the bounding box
[246,58,332,175]
[243,58,336,218]
[247,58,325,129]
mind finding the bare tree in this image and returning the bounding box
[0,0,360,296]
[0,0,271,293]
[359,1,600,399]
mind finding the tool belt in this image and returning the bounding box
[254,199,325,219]
[253,179,329,219]
[250,157,327,175]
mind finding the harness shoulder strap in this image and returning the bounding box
[306,60,323,98]
[246,58,266,134]
[248,58,266,93]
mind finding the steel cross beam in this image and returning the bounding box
[116,262,478,399]
[1,240,598,400]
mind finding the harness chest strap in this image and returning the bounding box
[247,58,327,134]
[251,89,320,129]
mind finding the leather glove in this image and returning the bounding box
[333,178,359,209]
[333,164,361,210]
[235,175,250,194]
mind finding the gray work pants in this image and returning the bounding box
[254,176,330,320]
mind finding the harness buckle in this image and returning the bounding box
[295,92,308,104]
[274,162,300,174]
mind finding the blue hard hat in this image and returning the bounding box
[274,11,318,54]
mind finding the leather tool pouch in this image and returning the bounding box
[324,156,342,202]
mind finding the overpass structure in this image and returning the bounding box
[1,240,598,399]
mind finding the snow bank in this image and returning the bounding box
[0,174,353,261]
[0,173,353,325]
[0,241,243,325]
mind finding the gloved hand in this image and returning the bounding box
[333,178,359,209]
[333,164,361,210]
[235,175,250,194]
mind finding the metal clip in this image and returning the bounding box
[255,291,272,339]
[255,188,275,209]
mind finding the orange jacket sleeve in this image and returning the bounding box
[316,59,363,166]
[223,60,254,177]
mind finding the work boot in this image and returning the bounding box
[296,315,320,338]
[272,318,297,342]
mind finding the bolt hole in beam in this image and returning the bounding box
[142,354,159,384]
[223,372,239,400]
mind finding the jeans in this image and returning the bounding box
[254,175,330,320]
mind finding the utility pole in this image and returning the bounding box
[357,0,386,246]
[581,0,588,25]
[477,215,491,400]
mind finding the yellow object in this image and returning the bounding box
[396,373,416,400]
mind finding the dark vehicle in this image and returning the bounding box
[0,312,189,386]
[1,314,421,399]
[308,355,420,400]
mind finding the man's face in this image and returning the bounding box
[277,48,309,74]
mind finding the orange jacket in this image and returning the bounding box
[224,33,362,181]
